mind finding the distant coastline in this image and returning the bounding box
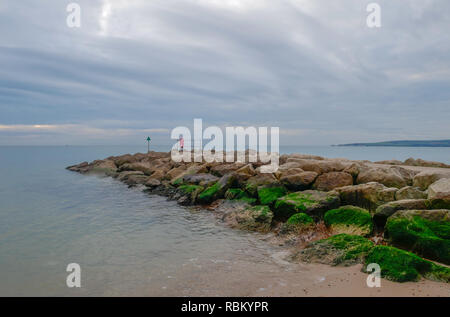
[335,140,450,147]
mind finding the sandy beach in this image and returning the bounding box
[143,247,450,297]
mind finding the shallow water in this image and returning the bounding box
[0,146,283,296]
[0,145,449,296]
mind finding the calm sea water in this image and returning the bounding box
[0,145,449,296]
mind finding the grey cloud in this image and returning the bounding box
[0,0,449,145]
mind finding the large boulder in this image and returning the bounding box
[404,158,450,169]
[86,160,117,176]
[413,170,450,190]
[67,161,89,172]
[285,154,324,161]
[313,172,353,191]
[245,173,280,196]
[386,209,450,264]
[67,159,117,176]
[210,163,245,177]
[427,178,450,208]
[356,166,412,188]
[280,171,318,191]
[235,164,256,177]
[278,162,304,171]
[374,160,404,165]
[343,162,366,179]
[166,166,189,181]
[145,178,161,188]
[372,199,429,227]
[148,169,166,181]
[116,170,144,181]
[335,182,397,211]
[274,190,340,220]
[232,165,256,186]
[395,186,427,200]
[324,206,373,236]
[112,154,139,167]
[182,173,219,187]
[286,159,348,175]
[168,164,208,183]
[197,173,237,204]
[116,171,148,186]
[119,160,170,176]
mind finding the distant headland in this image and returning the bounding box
[335,140,450,147]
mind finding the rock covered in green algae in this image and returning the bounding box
[372,199,429,227]
[224,205,274,232]
[257,185,287,206]
[363,245,450,283]
[274,190,340,220]
[324,206,373,236]
[197,182,221,204]
[197,173,238,204]
[244,173,280,197]
[224,188,257,204]
[385,209,450,264]
[225,188,246,200]
[280,212,314,234]
[287,212,314,226]
[298,234,374,266]
[177,185,205,205]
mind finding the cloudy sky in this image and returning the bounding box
[0,0,449,145]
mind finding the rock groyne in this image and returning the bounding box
[67,151,450,283]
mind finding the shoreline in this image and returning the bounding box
[67,150,450,294]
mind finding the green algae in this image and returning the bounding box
[365,245,432,282]
[225,188,257,204]
[257,186,287,206]
[197,182,220,204]
[274,192,317,219]
[178,184,203,194]
[286,213,314,226]
[385,216,450,264]
[324,206,373,236]
[300,234,374,266]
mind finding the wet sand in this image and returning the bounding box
[141,241,450,297]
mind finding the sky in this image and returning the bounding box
[0,0,449,146]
